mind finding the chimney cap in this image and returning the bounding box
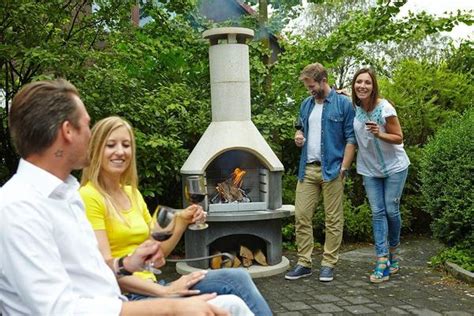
[203,27,254,44]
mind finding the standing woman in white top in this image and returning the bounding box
[351,68,410,283]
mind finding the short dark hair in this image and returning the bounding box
[351,68,379,109]
[299,63,328,83]
[9,79,81,158]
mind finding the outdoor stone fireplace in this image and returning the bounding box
[179,27,293,275]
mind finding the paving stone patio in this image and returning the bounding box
[162,236,474,315]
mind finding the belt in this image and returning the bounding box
[307,161,321,166]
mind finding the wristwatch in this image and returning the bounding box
[117,256,133,276]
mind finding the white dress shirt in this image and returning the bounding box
[0,159,124,315]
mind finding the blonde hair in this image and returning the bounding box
[81,116,139,225]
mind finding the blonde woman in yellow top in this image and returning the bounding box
[80,117,271,315]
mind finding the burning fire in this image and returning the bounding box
[211,168,250,204]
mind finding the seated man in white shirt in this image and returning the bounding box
[0,79,252,316]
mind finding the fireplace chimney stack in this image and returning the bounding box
[203,27,254,122]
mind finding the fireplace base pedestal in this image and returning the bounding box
[176,255,290,278]
[183,205,294,270]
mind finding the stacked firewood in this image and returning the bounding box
[210,245,267,269]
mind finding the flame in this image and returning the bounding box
[232,168,246,188]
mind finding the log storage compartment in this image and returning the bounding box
[184,207,292,269]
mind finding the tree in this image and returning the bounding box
[282,0,473,87]
[0,0,137,184]
[1,0,472,241]
[0,0,211,205]
[244,0,303,33]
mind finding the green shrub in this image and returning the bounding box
[420,108,474,247]
[430,245,474,273]
[380,59,473,146]
[342,198,372,241]
[281,171,297,249]
[401,146,425,233]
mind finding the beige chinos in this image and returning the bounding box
[294,164,344,268]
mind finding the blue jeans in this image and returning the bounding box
[192,268,272,315]
[363,168,408,257]
[127,269,271,315]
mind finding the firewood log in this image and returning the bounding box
[242,257,253,267]
[232,255,242,268]
[222,259,233,268]
[239,245,254,260]
[222,251,237,268]
[210,252,222,269]
[240,245,254,267]
[253,249,268,266]
[217,181,243,202]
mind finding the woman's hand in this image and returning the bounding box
[365,121,380,137]
[177,204,206,225]
[162,270,207,297]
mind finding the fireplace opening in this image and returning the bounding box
[209,167,251,204]
[205,149,270,212]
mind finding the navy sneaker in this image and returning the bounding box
[319,266,334,282]
[285,264,312,280]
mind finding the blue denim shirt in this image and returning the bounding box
[297,89,356,181]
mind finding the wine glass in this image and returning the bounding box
[153,205,176,240]
[365,115,376,140]
[294,116,303,131]
[185,175,209,230]
[143,205,177,274]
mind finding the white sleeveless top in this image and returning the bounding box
[354,99,410,177]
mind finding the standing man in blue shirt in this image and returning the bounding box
[285,63,356,282]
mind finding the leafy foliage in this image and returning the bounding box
[71,3,211,206]
[0,0,138,183]
[379,59,473,146]
[0,0,212,205]
[431,245,474,273]
[420,109,474,247]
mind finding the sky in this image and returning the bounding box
[399,0,473,41]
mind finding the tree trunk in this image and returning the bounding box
[258,0,272,98]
